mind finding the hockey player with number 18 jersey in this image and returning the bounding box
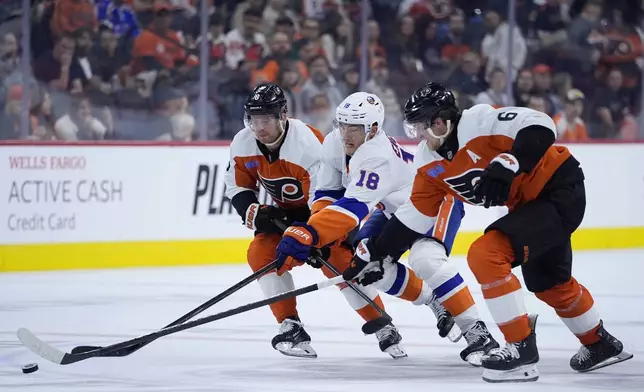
[275,92,498,364]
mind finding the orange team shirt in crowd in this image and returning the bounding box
[553,112,589,141]
[132,29,199,72]
[224,118,325,213]
[50,0,97,37]
[395,105,571,234]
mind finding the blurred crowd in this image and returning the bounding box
[0,0,643,141]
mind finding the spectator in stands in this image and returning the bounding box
[554,88,589,141]
[438,9,473,63]
[231,0,264,33]
[474,67,514,108]
[50,0,97,38]
[528,94,549,114]
[385,14,418,66]
[481,8,527,81]
[30,88,56,141]
[263,0,299,37]
[254,32,307,85]
[593,67,638,139]
[444,51,486,100]
[131,3,199,79]
[304,93,334,135]
[389,53,429,111]
[34,33,85,92]
[0,85,35,140]
[532,64,556,115]
[224,7,267,69]
[321,18,354,69]
[338,63,360,97]
[299,55,344,118]
[54,94,107,140]
[277,61,304,118]
[274,16,298,39]
[365,58,404,137]
[357,20,386,69]
[96,0,139,38]
[514,68,534,107]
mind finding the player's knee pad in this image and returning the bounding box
[258,271,295,298]
[408,238,448,282]
[533,277,582,309]
[467,231,513,283]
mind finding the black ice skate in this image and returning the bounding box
[271,317,317,358]
[427,294,462,342]
[460,321,499,367]
[482,314,540,383]
[570,320,633,372]
[375,323,407,359]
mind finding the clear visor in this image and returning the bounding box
[244,114,281,132]
[333,119,366,139]
[403,120,430,140]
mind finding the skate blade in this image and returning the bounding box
[384,344,408,359]
[275,342,318,358]
[465,351,484,367]
[577,350,633,373]
[482,364,539,383]
[447,324,463,343]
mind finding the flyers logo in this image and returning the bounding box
[258,174,305,203]
[443,168,485,205]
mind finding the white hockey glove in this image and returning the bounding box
[342,238,389,286]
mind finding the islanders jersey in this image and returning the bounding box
[224,118,324,220]
[307,130,462,248]
[395,104,571,235]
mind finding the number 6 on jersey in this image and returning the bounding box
[356,170,380,190]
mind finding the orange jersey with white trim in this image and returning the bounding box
[224,118,324,210]
[395,104,572,235]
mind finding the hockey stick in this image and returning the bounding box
[17,274,346,365]
[70,261,278,357]
[273,220,392,334]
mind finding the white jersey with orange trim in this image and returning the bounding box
[224,118,324,212]
[394,104,571,237]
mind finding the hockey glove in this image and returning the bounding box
[245,203,288,234]
[473,153,519,208]
[275,223,319,274]
[342,238,386,286]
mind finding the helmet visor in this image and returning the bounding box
[244,114,280,133]
[403,120,430,140]
[334,119,365,139]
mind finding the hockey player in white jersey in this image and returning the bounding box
[275,92,498,364]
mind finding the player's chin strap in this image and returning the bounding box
[262,119,287,149]
[426,119,453,146]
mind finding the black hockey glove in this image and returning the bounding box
[474,153,520,208]
[306,246,329,269]
[342,238,386,286]
[244,203,288,234]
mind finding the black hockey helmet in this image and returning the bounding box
[244,83,287,118]
[404,82,458,125]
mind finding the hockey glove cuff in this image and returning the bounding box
[473,153,519,208]
[343,238,386,286]
[245,203,288,233]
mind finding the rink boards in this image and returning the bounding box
[1,141,643,272]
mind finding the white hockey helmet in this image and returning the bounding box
[334,92,385,140]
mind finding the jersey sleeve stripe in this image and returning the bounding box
[314,189,346,202]
[329,197,370,222]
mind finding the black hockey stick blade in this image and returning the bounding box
[362,316,392,335]
[69,261,278,357]
[17,274,346,365]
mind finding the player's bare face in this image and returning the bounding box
[248,115,282,145]
[339,123,365,156]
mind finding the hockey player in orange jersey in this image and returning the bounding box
[224,83,398,359]
[342,82,633,382]
[275,92,498,364]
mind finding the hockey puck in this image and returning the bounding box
[22,363,38,374]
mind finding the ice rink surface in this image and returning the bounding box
[1,249,643,392]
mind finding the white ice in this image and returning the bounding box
[1,250,643,392]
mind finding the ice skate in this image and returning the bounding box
[375,323,407,359]
[427,294,462,342]
[482,314,540,383]
[570,320,633,372]
[459,321,499,367]
[271,317,317,358]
